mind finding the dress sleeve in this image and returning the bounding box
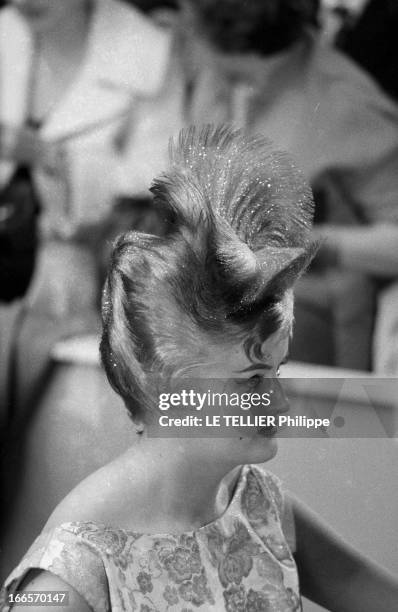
[0,526,110,612]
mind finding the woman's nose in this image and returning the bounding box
[269,377,290,414]
[250,377,290,416]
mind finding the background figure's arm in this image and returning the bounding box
[291,494,398,611]
[314,224,398,278]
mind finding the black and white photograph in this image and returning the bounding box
[0,1,397,610]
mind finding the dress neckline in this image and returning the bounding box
[49,464,254,540]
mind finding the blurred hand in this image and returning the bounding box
[0,123,65,176]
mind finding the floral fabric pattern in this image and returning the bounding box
[1,466,301,611]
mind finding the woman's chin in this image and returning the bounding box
[248,435,278,464]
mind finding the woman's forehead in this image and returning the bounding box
[194,327,290,377]
[180,292,294,376]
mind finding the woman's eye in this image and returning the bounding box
[234,375,263,388]
[247,374,263,388]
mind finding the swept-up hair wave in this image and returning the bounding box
[100,125,315,420]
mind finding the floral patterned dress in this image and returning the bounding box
[1,466,301,611]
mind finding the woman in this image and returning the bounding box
[0,0,182,415]
[2,126,398,611]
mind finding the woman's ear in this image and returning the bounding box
[133,420,145,436]
[127,401,146,436]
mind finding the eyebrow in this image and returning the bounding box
[234,363,273,373]
[234,352,290,374]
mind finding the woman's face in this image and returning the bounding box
[12,0,89,32]
[200,326,290,465]
[154,324,291,469]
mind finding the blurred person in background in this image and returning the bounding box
[177,0,398,372]
[0,0,183,419]
[315,0,398,376]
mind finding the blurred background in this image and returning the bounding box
[1,1,397,610]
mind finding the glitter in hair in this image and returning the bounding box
[100,125,316,420]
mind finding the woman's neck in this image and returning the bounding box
[122,437,242,533]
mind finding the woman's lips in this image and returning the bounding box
[257,410,290,437]
[257,425,278,438]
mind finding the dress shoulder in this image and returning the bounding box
[1,525,109,612]
[246,465,296,553]
[246,465,284,514]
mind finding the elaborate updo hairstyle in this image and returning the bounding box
[100,126,315,421]
[188,0,320,56]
